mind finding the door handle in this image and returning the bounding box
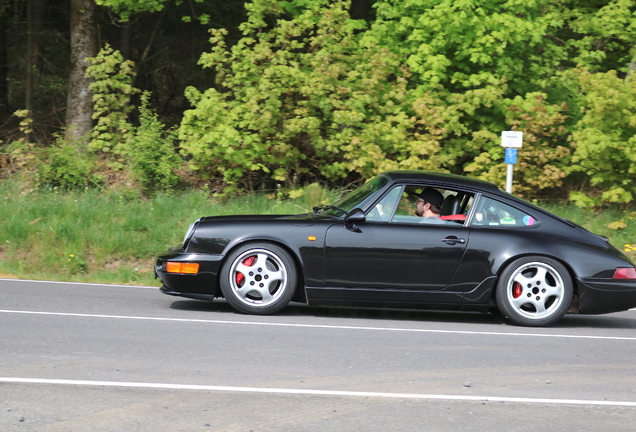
[441,236,465,245]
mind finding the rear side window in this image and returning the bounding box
[471,197,537,227]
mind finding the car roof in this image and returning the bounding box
[380,170,501,193]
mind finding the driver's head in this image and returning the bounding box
[416,188,444,216]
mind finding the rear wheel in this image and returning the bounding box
[220,243,297,315]
[496,256,573,327]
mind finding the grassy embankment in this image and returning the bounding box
[1,181,635,286]
[0,183,333,286]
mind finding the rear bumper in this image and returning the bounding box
[576,278,636,314]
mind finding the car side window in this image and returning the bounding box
[366,186,403,222]
[369,184,474,225]
[471,196,537,227]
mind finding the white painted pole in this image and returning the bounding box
[506,163,513,193]
[502,131,522,194]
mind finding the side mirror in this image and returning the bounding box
[344,208,366,223]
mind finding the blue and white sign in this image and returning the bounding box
[501,131,523,194]
[505,147,518,165]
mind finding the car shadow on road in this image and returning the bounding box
[555,312,636,329]
[168,298,636,329]
[168,299,235,313]
[168,298,507,325]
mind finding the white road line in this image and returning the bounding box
[1,309,635,341]
[1,377,636,407]
[0,278,157,289]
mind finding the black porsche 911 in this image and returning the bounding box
[156,170,636,327]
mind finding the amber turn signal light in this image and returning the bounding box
[166,262,200,274]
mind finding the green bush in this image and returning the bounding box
[84,47,183,194]
[567,68,636,206]
[86,44,137,159]
[38,141,103,189]
[125,93,182,194]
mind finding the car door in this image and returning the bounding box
[323,184,471,304]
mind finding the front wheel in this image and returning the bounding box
[219,243,297,315]
[496,256,573,327]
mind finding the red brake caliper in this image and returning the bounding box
[512,282,523,298]
[235,255,256,286]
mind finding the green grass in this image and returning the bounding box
[0,182,337,285]
[0,182,634,286]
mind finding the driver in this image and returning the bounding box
[415,188,446,224]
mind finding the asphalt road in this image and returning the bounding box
[1,279,636,431]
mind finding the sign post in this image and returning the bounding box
[501,131,523,193]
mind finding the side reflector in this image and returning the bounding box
[166,262,200,274]
[612,267,636,279]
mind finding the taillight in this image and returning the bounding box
[612,267,636,279]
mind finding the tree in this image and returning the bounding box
[362,0,635,198]
[0,0,8,115]
[65,0,97,144]
[179,0,426,192]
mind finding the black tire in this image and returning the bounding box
[495,256,573,327]
[219,243,297,315]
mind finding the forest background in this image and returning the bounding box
[0,0,636,284]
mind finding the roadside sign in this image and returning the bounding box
[502,131,522,193]
[501,131,523,148]
[504,148,518,165]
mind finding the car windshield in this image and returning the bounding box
[322,175,389,216]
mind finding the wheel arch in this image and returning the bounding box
[215,238,308,304]
[491,253,580,311]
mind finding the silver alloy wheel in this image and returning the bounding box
[505,261,565,320]
[228,248,288,307]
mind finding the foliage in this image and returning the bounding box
[180,0,435,193]
[84,47,183,193]
[86,44,138,161]
[369,0,635,95]
[2,111,38,180]
[355,0,634,202]
[465,93,571,197]
[568,68,636,206]
[94,0,173,21]
[3,0,636,204]
[125,93,182,193]
[0,45,185,195]
[38,140,102,189]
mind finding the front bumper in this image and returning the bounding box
[155,248,224,299]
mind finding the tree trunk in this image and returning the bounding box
[350,0,374,21]
[24,0,46,141]
[65,0,97,145]
[0,3,8,115]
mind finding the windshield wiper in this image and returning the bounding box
[313,205,346,216]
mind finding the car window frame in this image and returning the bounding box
[330,174,391,216]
